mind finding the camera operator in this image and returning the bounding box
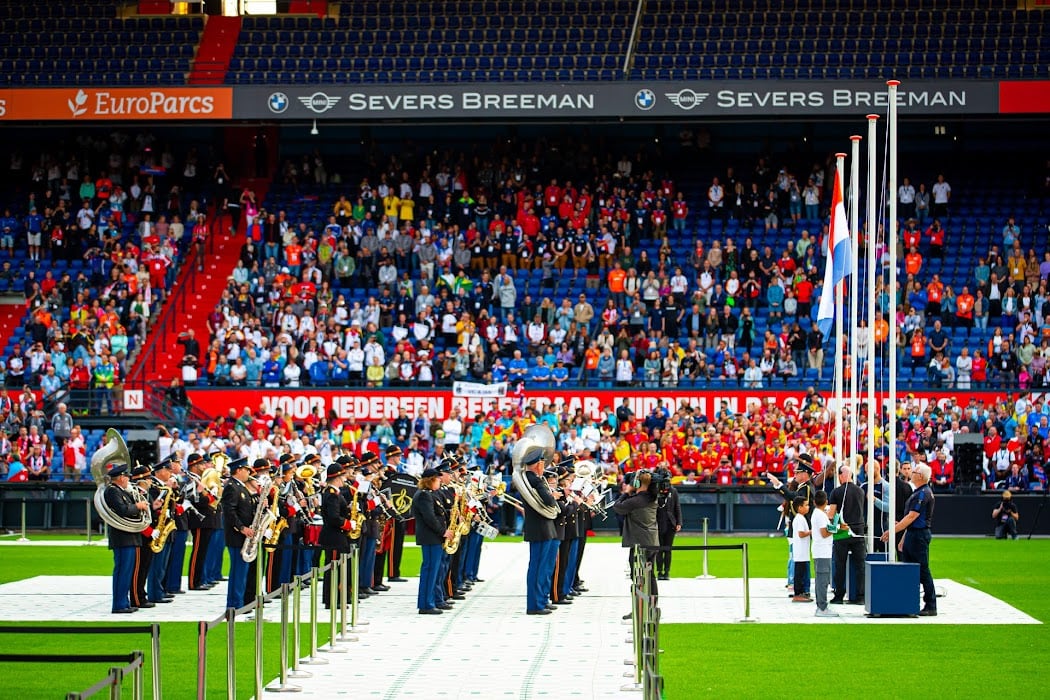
[654,467,681,580]
[992,491,1020,540]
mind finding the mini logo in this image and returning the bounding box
[634,89,656,111]
[665,89,710,110]
[268,92,289,113]
[68,89,89,117]
[299,92,341,114]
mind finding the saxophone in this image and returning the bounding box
[264,481,288,548]
[241,475,276,563]
[150,481,177,554]
[347,484,365,540]
[443,486,463,554]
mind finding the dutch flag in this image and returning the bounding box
[816,166,853,339]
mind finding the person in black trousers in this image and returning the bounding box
[613,469,660,598]
[318,463,355,609]
[551,469,576,605]
[882,463,938,616]
[655,469,682,580]
[221,457,256,610]
[828,463,868,605]
[186,453,217,591]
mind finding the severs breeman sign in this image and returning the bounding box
[234,80,1003,120]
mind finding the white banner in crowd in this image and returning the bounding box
[452,381,508,398]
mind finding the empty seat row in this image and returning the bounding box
[343,0,635,15]
[228,68,621,84]
[642,22,1043,40]
[231,54,621,73]
[628,64,1044,81]
[242,27,628,44]
[237,41,621,59]
[635,36,1050,56]
[1,70,186,87]
[633,51,1038,70]
[0,45,196,59]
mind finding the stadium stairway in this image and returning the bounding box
[188,14,242,85]
[0,301,26,354]
[128,178,269,385]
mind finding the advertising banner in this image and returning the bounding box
[234,80,1001,120]
[184,387,998,424]
[0,87,234,121]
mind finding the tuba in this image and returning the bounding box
[510,429,560,520]
[91,429,151,533]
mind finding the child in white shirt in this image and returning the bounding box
[790,497,812,601]
[810,491,838,617]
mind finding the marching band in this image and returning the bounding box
[95,423,604,618]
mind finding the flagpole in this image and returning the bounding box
[833,153,847,469]
[886,80,901,560]
[865,114,879,557]
[849,135,862,480]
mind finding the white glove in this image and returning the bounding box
[264,528,273,539]
[181,499,192,511]
[150,530,161,541]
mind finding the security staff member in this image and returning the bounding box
[130,464,157,609]
[106,464,150,613]
[186,453,218,591]
[412,468,449,614]
[521,446,558,615]
[319,462,355,608]
[654,468,682,580]
[384,445,409,582]
[221,457,255,610]
[882,462,937,616]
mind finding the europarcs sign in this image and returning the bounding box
[234,80,1005,120]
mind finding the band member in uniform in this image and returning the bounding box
[435,460,458,607]
[244,459,273,602]
[146,459,177,604]
[520,446,559,615]
[130,465,157,609]
[186,453,218,590]
[383,445,409,582]
[413,468,449,614]
[319,462,354,608]
[371,460,394,593]
[264,455,295,592]
[571,484,591,595]
[654,467,682,580]
[204,454,230,587]
[277,461,307,585]
[356,452,385,595]
[613,468,660,597]
[221,457,255,610]
[551,468,578,605]
[106,464,151,613]
[165,456,191,595]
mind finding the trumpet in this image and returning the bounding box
[491,481,525,510]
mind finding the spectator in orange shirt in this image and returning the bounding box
[873,311,889,346]
[956,286,975,328]
[607,261,626,308]
[905,246,923,276]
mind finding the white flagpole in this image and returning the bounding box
[834,153,847,468]
[849,135,861,478]
[865,115,879,556]
[887,80,901,559]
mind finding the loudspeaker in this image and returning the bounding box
[954,442,984,492]
[125,429,160,469]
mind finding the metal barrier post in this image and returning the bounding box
[621,549,645,692]
[132,651,144,700]
[18,500,28,542]
[288,575,312,678]
[319,558,346,654]
[108,666,122,700]
[299,567,328,665]
[739,542,757,623]
[265,583,302,693]
[337,552,358,642]
[150,623,161,700]
[196,621,208,699]
[350,544,367,629]
[695,517,715,580]
[85,500,93,545]
[254,551,266,700]
[225,608,237,700]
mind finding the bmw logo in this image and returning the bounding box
[634,89,656,111]
[268,92,289,114]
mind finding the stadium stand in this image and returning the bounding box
[0,0,203,86]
